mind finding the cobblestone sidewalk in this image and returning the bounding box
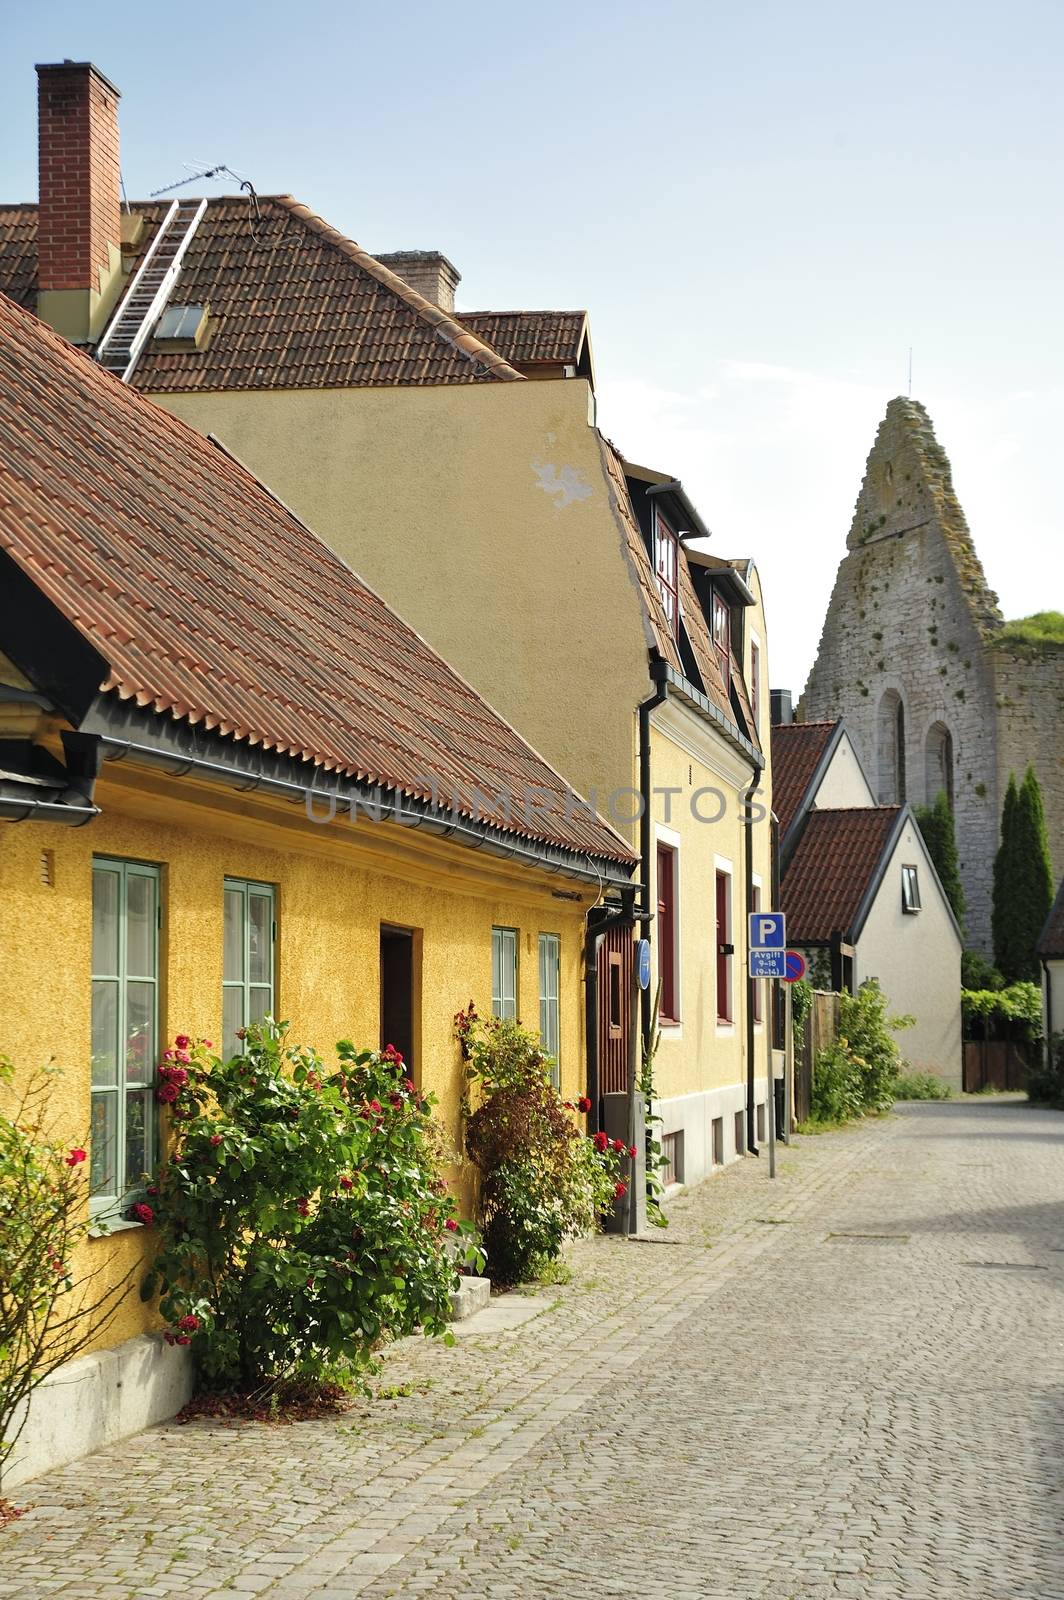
[2,1098,1062,1599]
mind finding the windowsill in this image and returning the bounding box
[716,1020,735,1034]
[659,1018,682,1032]
[88,1216,145,1239]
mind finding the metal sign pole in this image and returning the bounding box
[765,979,776,1178]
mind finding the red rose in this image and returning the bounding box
[209,1134,223,1147]
[611,1139,625,1154]
[627,1144,638,1159]
[402,1078,416,1095]
[65,1147,87,1167]
[339,1176,353,1190]
[129,1202,154,1226]
[297,1198,310,1217]
[146,1185,159,1196]
[177,1314,200,1332]
[593,1131,608,1153]
[175,1335,191,1346]
[614,1181,627,1199]
[202,1039,214,1049]
[174,1035,191,1050]
[160,1065,188,1087]
[155,1081,179,1104]
[444,1218,459,1232]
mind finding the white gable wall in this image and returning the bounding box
[813,732,876,811]
[854,816,962,1088]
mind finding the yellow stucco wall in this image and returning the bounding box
[159,380,651,844]
[0,765,595,1353]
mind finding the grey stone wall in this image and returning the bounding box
[993,643,1064,887]
[799,398,1044,956]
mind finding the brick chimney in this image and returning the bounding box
[375,251,460,314]
[36,61,123,343]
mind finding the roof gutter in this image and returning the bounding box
[95,731,636,892]
[658,664,765,771]
[645,478,712,543]
[0,795,99,826]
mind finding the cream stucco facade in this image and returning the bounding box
[813,731,876,811]
[854,815,963,1086]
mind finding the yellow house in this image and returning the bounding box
[0,58,783,1198]
[0,291,635,1484]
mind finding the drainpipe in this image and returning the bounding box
[1042,957,1053,1071]
[640,664,669,1054]
[745,782,759,1156]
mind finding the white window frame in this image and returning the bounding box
[901,864,922,914]
[538,932,561,1088]
[653,509,680,638]
[492,926,519,1020]
[714,853,735,1034]
[90,857,160,1220]
[223,878,276,1058]
[749,627,762,736]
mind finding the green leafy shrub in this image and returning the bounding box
[961,950,1005,991]
[1026,1035,1064,1108]
[456,1006,623,1284]
[914,791,966,928]
[993,767,1054,982]
[892,1071,953,1101]
[146,1022,480,1394]
[1,1061,131,1488]
[962,982,1042,1039]
[807,980,911,1126]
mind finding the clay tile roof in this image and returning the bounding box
[459,311,587,369]
[0,197,524,392]
[771,720,840,839]
[781,806,901,944]
[599,438,682,673]
[1037,877,1064,960]
[0,294,634,869]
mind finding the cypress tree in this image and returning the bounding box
[992,775,1020,976]
[1012,766,1054,981]
[914,790,965,928]
[993,769,1054,981]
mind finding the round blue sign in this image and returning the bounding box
[784,949,807,983]
[637,939,652,991]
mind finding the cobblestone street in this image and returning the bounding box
[3,1098,1063,1600]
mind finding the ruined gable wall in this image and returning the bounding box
[993,643,1064,887]
[801,400,1003,952]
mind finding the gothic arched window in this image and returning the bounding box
[877,690,906,803]
[924,722,954,809]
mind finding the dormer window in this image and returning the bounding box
[654,511,679,638]
[153,304,210,349]
[712,591,731,674]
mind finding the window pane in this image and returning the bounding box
[224,887,244,982]
[126,981,155,1085]
[223,987,244,1061]
[125,872,155,978]
[90,1091,117,1198]
[92,867,119,975]
[91,979,119,1086]
[249,892,272,985]
[125,1088,150,1188]
[248,984,272,1028]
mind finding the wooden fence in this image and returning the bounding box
[962,1038,1034,1093]
[793,989,840,1125]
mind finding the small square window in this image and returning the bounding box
[154,304,208,344]
[901,864,921,914]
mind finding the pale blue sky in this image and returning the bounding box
[2,0,1061,689]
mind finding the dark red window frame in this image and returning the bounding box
[712,592,731,677]
[654,512,680,639]
[657,843,678,1023]
[715,868,732,1023]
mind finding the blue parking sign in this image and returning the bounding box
[749,948,787,979]
[749,911,786,950]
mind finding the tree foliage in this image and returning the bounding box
[0,1061,132,1489]
[993,767,1054,982]
[913,790,966,928]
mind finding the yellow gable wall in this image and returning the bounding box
[159,380,652,844]
[0,766,596,1353]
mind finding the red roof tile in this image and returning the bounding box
[0,198,524,392]
[1037,877,1064,960]
[781,806,900,944]
[771,721,839,840]
[459,311,587,370]
[0,294,633,868]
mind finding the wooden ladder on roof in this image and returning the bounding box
[94,199,207,383]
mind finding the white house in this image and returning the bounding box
[1037,879,1064,1045]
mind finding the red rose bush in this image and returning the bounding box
[145,1020,481,1394]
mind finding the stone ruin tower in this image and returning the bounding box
[801,397,1062,955]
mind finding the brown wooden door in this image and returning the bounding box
[597,924,633,1096]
